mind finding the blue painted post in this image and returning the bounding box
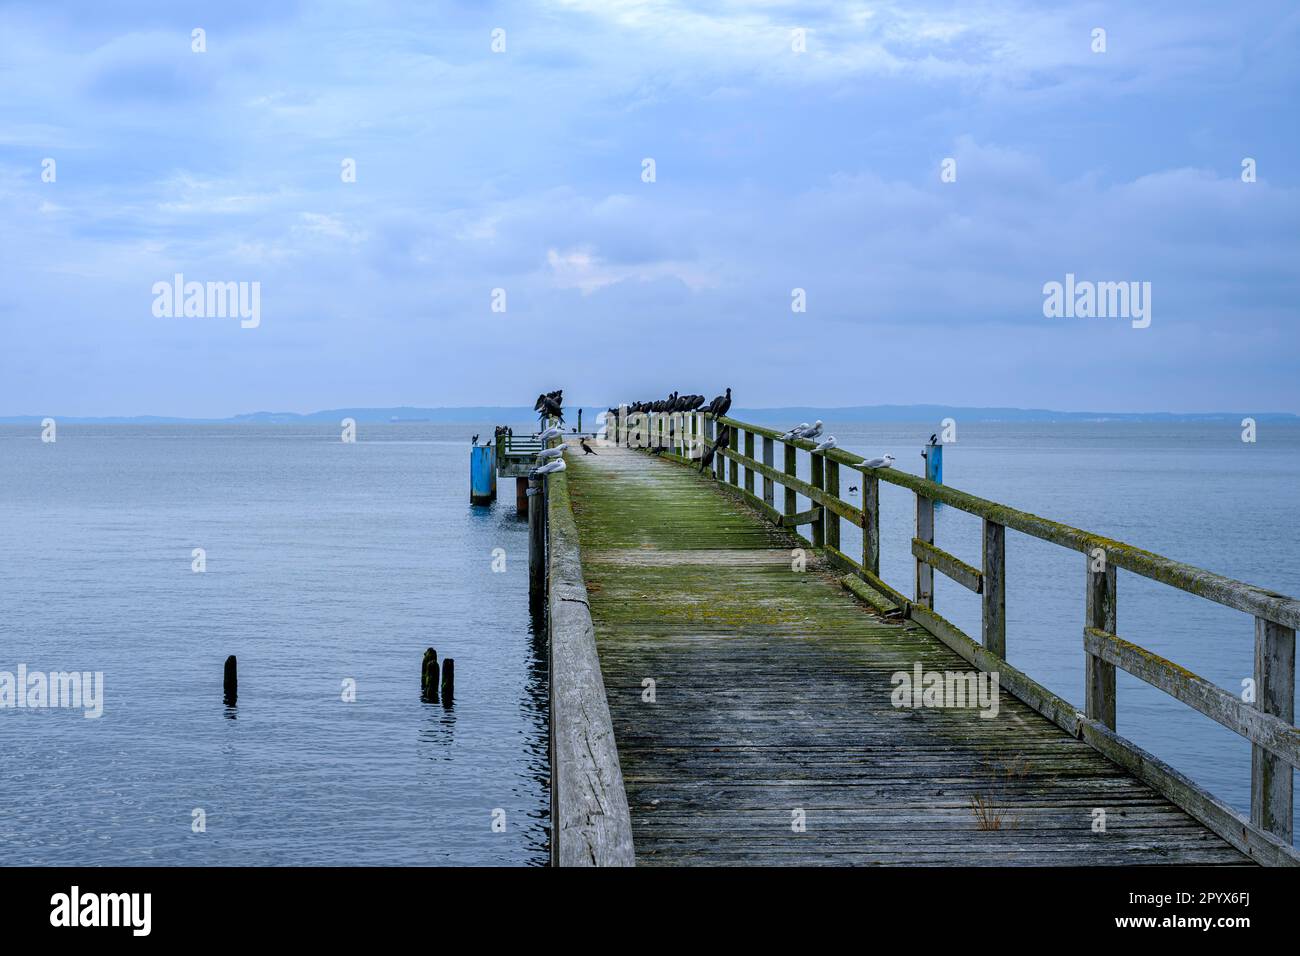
[470,444,495,505]
[925,442,943,485]
[925,442,943,511]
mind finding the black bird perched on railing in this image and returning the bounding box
[697,426,730,473]
[534,389,562,412]
[537,392,564,424]
[705,387,732,419]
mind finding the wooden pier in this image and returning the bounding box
[542,410,1299,866]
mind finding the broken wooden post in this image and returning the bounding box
[223,655,237,705]
[422,648,439,701]
[441,658,455,704]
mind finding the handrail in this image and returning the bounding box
[611,406,1299,864]
[712,414,1300,630]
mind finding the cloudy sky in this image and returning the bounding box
[1,0,1297,416]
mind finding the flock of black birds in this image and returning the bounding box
[605,387,734,472]
[535,389,564,423]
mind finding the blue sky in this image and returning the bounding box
[1,0,1297,416]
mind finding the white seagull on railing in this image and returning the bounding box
[861,454,895,469]
[813,436,837,453]
[539,425,563,442]
[801,420,824,441]
[536,445,567,461]
[529,458,566,479]
[781,422,810,441]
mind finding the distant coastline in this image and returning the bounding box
[1,404,1296,425]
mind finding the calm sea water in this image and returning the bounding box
[1,419,1296,862]
[0,422,549,865]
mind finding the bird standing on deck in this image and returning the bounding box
[580,438,597,455]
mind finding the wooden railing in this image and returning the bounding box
[609,408,1300,866]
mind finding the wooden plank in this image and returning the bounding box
[1252,618,1296,842]
[1085,627,1300,769]
[545,468,635,866]
[915,493,934,610]
[911,537,982,593]
[1085,555,1117,731]
[982,520,1006,657]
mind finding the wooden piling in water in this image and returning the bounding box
[441,658,455,703]
[528,476,545,608]
[421,647,439,701]
[223,655,237,705]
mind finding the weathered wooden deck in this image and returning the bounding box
[564,444,1246,866]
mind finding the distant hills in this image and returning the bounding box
[1,404,1296,425]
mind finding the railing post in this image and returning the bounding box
[1085,555,1117,730]
[824,459,839,553]
[863,474,880,577]
[528,476,546,610]
[715,424,726,481]
[810,452,825,548]
[782,442,797,521]
[761,436,774,507]
[1251,617,1295,842]
[982,520,1006,657]
[744,430,755,495]
[914,493,934,609]
[728,427,739,486]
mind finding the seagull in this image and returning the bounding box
[813,436,836,453]
[781,423,809,441]
[536,445,567,461]
[801,420,824,441]
[529,458,566,479]
[861,454,895,470]
[539,425,563,442]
